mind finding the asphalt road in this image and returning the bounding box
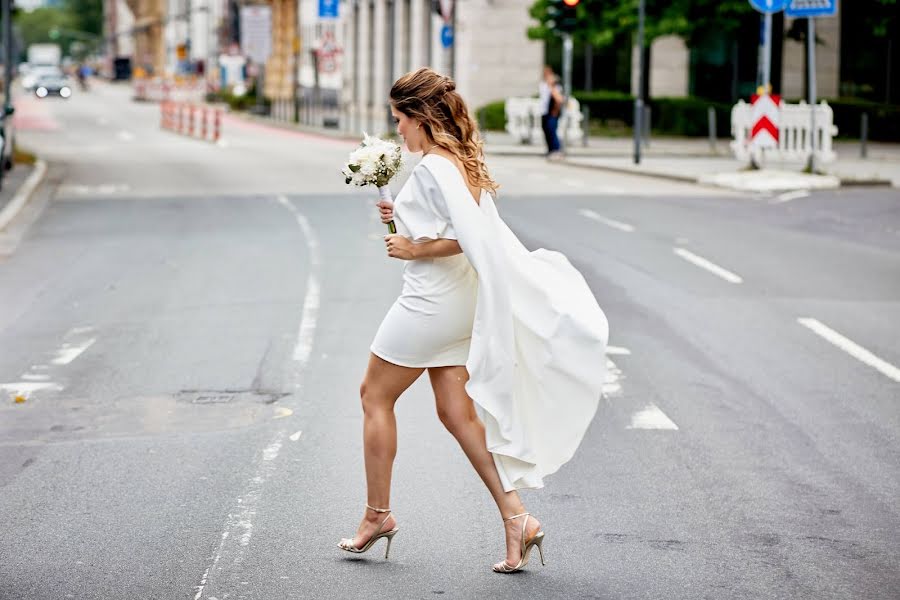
[1,81,898,600]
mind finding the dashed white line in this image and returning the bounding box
[607,345,631,356]
[289,430,303,442]
[673,247,743,284]
[798,318,900,383]
[579,208,635,232]
[603,358,623,397]
[277,195,320,368]
[627,404,679,430]
[194,197,321,599]
[771,190,810,204]
[51,338,96,365]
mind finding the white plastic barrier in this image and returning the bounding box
[731,99,838,164]
[504,97,584,145]
[133,77,208,103]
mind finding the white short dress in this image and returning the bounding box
[370,163,478,368]
[371,154,610,492]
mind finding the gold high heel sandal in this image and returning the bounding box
[338,505,399,559]
[492,512,546,574]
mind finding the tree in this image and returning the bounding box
[14,8,76,59]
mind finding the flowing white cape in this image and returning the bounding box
[417,155,609,491]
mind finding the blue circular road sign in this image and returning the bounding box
[748,0,787,13]
[441,24,454,49]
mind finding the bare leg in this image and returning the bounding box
[428,366,542,567]
[341,353,423,549]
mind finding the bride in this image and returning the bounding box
[338,67,609,573]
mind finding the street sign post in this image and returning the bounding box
[748,0,787,94]
[784,1,838,171]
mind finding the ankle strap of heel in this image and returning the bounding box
[366,504,391,513]
[503,512,530,522]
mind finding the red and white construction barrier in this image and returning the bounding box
[161,101,222,143]
[135,78,208,103]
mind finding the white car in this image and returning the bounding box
[22,65,63,91]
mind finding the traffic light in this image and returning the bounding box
[548,0,580,35]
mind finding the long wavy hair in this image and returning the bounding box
[390,68,499,196]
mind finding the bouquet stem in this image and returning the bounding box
[378,185,397,234]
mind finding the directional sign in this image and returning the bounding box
[751,93,781,150]
[749,0,787,13]
[319,0,339,19]
[785,0,837,18]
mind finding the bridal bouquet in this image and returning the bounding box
[342,133,403,233]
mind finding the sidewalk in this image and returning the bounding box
[482,131,900,191]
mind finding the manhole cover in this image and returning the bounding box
[176,390,286,405]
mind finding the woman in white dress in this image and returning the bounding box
[338,68,609,573]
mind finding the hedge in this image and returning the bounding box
[477,92,900,141]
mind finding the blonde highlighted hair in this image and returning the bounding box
[390,68,499,196]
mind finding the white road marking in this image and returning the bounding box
[607,345,631,356]
[627,404,679,430]
[193,197,321,599]
[276,196,321,367]
[771,190,810,204]
[51,338,96,365]
[273,407,293,419]
[673,247,743,284]
[117,130,135,142]
[193,434,285,600]
[798,318,900,383]
[579,208,635,232]
[603,358,623,397]
[1,382,63,395]
[57,183,131,196]
[20,373,50,381]
[289,430,302,442]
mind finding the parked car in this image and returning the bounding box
[34,73,72,99]
[22,65,63,91]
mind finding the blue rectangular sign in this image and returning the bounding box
[319,0,339,19]
[785,0,837,18]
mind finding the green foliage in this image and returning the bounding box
[820,98,900,141]
[476,100,507,132]
[63,0,103,37]
[528,0,754,48]
[15,8,75,59]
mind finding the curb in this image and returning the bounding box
[560,158,895,190]
[0,160,48,232]
[560,158,699,184]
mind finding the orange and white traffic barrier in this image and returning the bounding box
[160,101,223,143]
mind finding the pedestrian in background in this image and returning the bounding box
[539,65,565,160]
[337,67,608,573]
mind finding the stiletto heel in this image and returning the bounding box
[534,533,546,566]
[384,530,397,559]
[492,512,546,573]
[338,505,399,559]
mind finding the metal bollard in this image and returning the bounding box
[582,105,590,147]
[178,104,184,134]
[708,106,717,152]
[861,113,868,159]
[188,105,195,137]
[201,107,208,140]
[642,105,651,148]
[213,110,221,142]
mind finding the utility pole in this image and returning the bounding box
[2,0,12,114]
[633,0,645,165]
